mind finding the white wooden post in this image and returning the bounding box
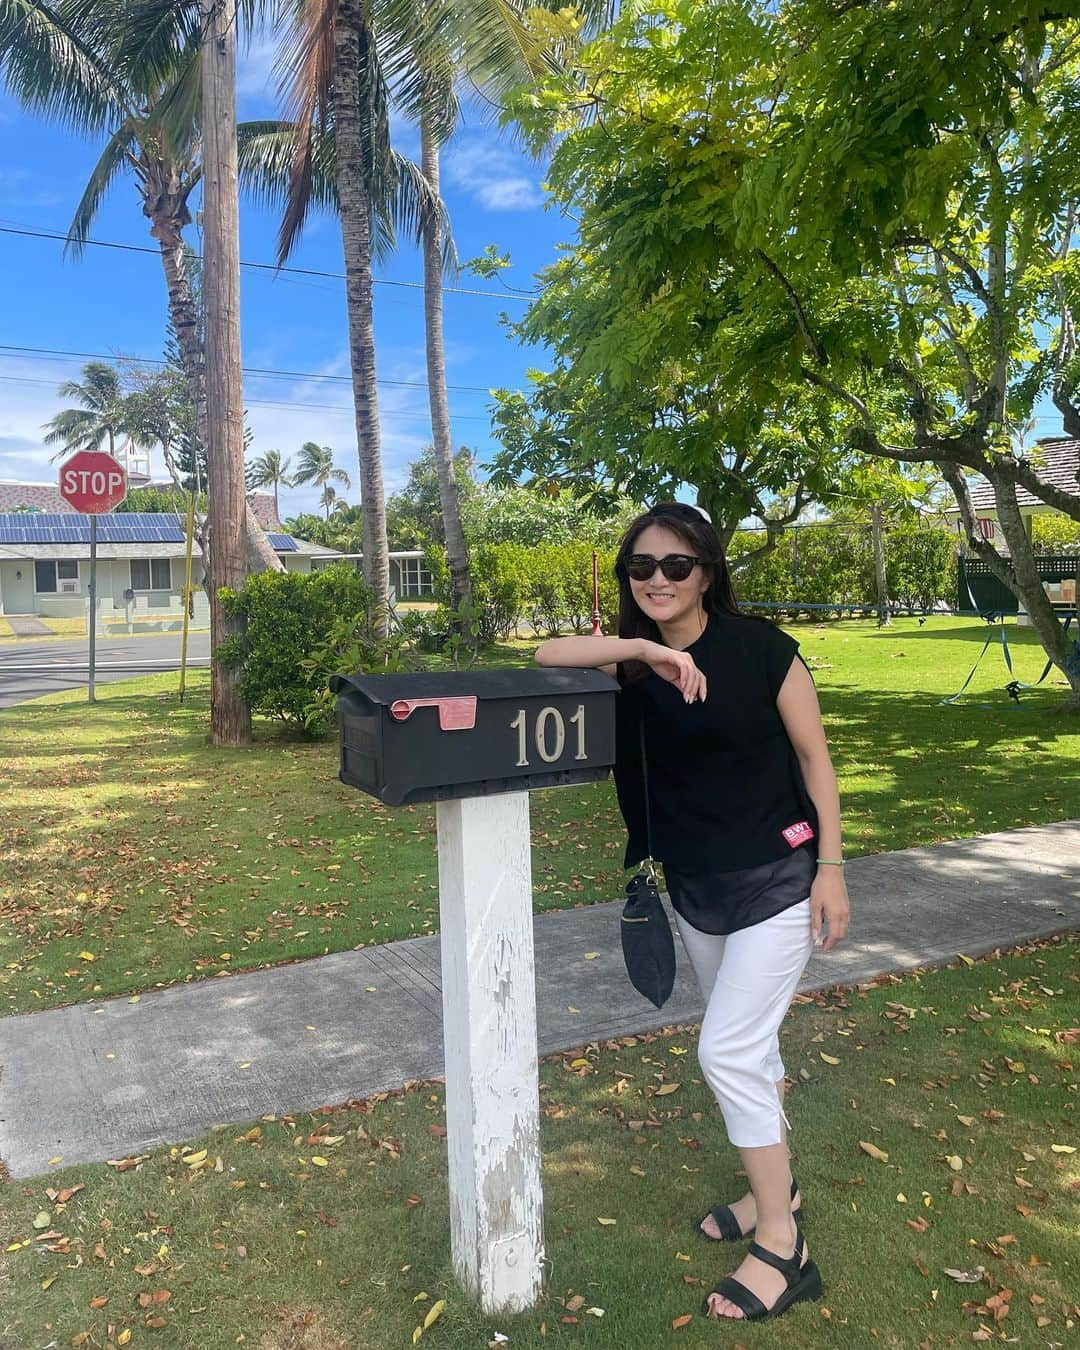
[436,791,544,1313]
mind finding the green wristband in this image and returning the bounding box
[817,858,845,867]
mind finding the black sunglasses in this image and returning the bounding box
[625,553,700,582]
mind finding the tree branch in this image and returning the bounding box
[757,250,828,366]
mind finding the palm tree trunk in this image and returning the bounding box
[333,0,389,635]
[154,201,283,574]
[421,103,471,631]
[201,0,251,746]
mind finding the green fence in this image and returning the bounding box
[958,554,1079,615]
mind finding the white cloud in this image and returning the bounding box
[0,351,434,518]
[445,140,544,212]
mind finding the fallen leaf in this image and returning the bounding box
[89,1297,108,1310]
[943,1267,984,1283]
[423,1300,446,1330]
[311,1156,329,1167]
[672,1314,693,1330]
[956,1115,975,1127]
[41,1273,59,1290]
[117,1333,132,1347]
[1050,1144,1075,1154]
[859,1141,889,1163]
[820,1053,840,1065]
[596,1217,617,1226]
[583,952,599,960]
[33,1211,51,1229]
[565,1295,585,1313]
[956,953,974,966]
[655,1083,680,1096]
[945,1155,963,1171]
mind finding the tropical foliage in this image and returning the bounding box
[501,0,1080,701]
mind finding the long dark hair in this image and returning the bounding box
[615,503,741,655]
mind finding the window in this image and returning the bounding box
[130,558,172,591]
[35,560,56,593]
[397,556,433,598]
[58,561,78,581]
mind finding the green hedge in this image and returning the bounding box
[217,565,391,732]
[427,542,620,641]
[427,526,957,637]
[729,523,955,616]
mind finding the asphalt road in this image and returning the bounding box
[0,632,212,709]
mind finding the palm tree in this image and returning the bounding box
[293,441,351,516]
[400,3,547,632]
[265,0,452,633]
[269,0,544,635]
[42,361,130,461]
[0,0,283,574]
[248,448,294,521]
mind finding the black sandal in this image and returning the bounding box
[704,1224,822,1321]
[698,1176,801,1243]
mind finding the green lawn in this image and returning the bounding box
[0,617,1077,1016]
[0,937,1075,1349]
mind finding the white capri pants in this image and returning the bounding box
[673,900,814,1149]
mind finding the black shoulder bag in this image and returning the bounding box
[620,718,676,1009]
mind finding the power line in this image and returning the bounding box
[0,371,495,423]
[0,343,498,396]
[0,224,531,302]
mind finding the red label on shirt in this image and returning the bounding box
[782,820,815,848]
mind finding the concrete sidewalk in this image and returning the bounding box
[1,821,1076,1179]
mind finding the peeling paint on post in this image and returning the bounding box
[436,792,544,1313]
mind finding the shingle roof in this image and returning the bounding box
[247,492,282,530]
[0,482,71,513]
[960,437,1079,511]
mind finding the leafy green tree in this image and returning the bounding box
[506,0,1080,704]
[385,446,480,547]
[464,483,639,549]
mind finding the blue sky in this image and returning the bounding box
[0,32,570,519]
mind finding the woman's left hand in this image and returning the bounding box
[810,867,850,952]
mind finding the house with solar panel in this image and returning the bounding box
[0,486,346,629]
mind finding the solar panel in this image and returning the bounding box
[0,510,288,551]
[0,510,186,544]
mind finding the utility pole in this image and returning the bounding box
[201,0,251,744]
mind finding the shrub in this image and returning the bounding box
[218,564,400,733]
[1031,513,1080,553]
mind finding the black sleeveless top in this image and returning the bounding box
[613,612,818,935]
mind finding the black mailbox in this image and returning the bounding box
[329,668,616,805]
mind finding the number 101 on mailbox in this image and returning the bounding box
[329,669,617,806]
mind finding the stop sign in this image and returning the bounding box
[59,450,127,513]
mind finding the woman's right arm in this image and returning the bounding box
[535,637,707,703]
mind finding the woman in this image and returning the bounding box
[535,502,849,1322]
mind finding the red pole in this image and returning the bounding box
[591,550,603,635]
